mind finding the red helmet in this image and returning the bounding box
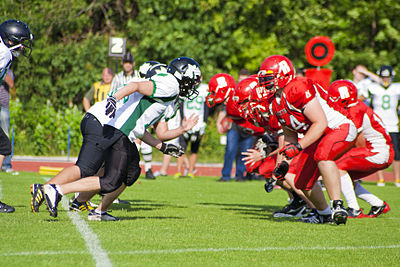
[245,86,274,127]
[258,55,295,92]
[206,73,236,107]
[233,77,259,117]
[327,79,358,108]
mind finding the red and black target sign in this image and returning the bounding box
[305,36,335,66]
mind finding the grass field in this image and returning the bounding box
[1,172,400,266]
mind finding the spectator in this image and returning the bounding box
[0,69,17,174]
[361,65,400,187]
[175,82,209,178]
[217,69,254,182]
[83,67,114,112]
[353,65,381,105]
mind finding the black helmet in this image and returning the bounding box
[377,65,395,88]
[167,57,201,100]
[0,19,33,57]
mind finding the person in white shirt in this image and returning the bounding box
[0,19,33,213]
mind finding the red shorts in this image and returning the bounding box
[294,124,356,190]
[335,146,394,180]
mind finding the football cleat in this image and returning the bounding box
[30,184,44,213]
[69,197,94,212]
[299,209,332,224]
[173,172,182,179]
[364,202,390,218]
[0,201,15,213]
[331,200,348,225]
[377,178,385,187]
[347,208,364,218]
[395,180,400,188]
[273,198,308,218]
[145,169,156,179]
[88,210,120,221]
[187,173,195,179]
[43,184,63,218]
[112,198,130,205]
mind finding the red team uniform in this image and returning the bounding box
[335,100,394,180]
[272,77,357,190]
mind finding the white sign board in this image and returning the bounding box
[108,37,126,57]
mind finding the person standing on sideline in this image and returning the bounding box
[83,67,114,112]
[0,69,17,174]
[175,81,209,178]
[217,68,254,181]
[0,19,33,213]
[360,65,400,187]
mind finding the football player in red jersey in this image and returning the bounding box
[240,87,315,217]
[258,55,358,224]
[328,80,392,218]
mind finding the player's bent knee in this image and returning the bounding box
[100,177,123,194]
[124,165,141,186]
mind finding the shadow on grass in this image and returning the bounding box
[118,216,183,221]
[108,199,188,212]
[198,202,295,221]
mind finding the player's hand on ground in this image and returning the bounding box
[242,149,263,166]
[182,114,199,132]
[160,143,185,158]
[105,95,117,118]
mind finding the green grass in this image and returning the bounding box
[1,172,400,266]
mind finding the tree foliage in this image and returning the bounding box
[2,0,400,155]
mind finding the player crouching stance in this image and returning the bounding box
[42,57,201,220]
[258,55,357,225]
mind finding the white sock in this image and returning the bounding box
[341,173,360,210]
[354,181,384,206]
[142,153,152,171]
[95,208,106,214]
[55,185,64,196]
[317,206,332,215]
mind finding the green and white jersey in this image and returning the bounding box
[183,83,208,134]
[106,73,179,142]
[0,41,13,83]
[366,82,400,132]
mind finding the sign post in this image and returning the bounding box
[304,36,335,89]
[108,37,126,74]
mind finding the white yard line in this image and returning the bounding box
[0,179,2,199]
[2,244,400,257]
[43,178,112,267]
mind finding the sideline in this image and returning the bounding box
[44,178,112,267]
[2,244,400,257]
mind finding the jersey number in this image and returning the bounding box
[186,96,204,110]
[289,115,308,131]
[382,95,390,110]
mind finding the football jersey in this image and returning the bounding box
[365,82,400,132]
[106,73,179,142]
[272,77,353,134]
[357,78,374,98]
[0,41,12,83]
[182,83,208,133]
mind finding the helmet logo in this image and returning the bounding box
[338,86,350,99]
[278,60,291,75]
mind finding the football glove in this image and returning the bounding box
[160,143,185,158]
[273,161,289,181]
[279,143,302,160]
[264,178,277,193]
[105,95,117,118]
